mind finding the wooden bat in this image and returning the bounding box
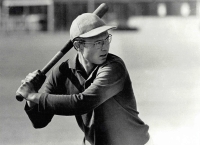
[16,3,109,101]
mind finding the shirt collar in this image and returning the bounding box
[68,53,100,80]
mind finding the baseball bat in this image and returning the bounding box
[16,3,109,102]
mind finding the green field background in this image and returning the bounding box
[1,17,200,145]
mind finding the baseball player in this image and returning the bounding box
[18,13,150,145]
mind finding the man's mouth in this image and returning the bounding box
[100,54,107,57]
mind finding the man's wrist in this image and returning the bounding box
[27,93,41,104]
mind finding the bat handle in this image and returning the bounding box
[16,92,24,102]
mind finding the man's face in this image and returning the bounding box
[79,32,111,65]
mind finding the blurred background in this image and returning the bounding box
[0,0,200,145]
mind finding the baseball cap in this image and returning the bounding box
[70,13,116,41]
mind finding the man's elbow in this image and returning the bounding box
[32,122,49,129]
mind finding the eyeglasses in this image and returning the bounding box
[78,34,112,49]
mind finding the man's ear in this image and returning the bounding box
[73,41,81,50]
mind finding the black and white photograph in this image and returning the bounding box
[0,0,199,145]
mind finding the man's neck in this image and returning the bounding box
[78,53,96,76]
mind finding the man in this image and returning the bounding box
[17,13,150,145]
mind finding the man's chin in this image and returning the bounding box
[97,59,107,65]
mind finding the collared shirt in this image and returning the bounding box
[25,53,149,145]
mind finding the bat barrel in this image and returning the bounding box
[41,40,73,74]
[93,3,108,17]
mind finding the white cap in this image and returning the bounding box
[70,13,116,41]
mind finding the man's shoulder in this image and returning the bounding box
[99,53,127,74]
[107,53,122,61]
[104,53,125,67]
[97,53,127,82]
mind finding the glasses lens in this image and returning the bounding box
[94,34,112,49]
[95,41,104,48]
[80,34,112,49]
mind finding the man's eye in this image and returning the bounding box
[95,41,103,45]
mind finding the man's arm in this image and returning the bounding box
[24,60,127,116]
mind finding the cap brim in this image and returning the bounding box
[79,25,117,38]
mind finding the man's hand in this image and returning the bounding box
[25,70,46,91]
[16,80,36,100]
[16,70,46,100]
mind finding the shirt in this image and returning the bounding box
[25,53,150,145]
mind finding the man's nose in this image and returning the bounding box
[101,44,109,51]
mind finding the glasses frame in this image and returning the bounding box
[77,34,112,49]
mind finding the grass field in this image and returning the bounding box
[1,17,200,145]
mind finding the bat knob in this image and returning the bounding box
[16,93,24,102]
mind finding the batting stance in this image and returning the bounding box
[17,13,150,145]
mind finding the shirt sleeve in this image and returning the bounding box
[38,60,127,115]
[24,66,62,128]
[24,102,54,128]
